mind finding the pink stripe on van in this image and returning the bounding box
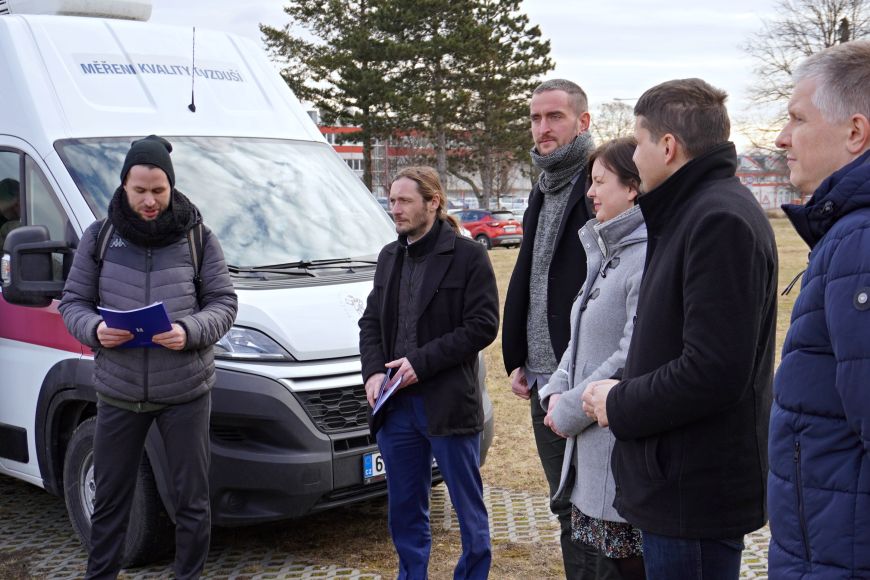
[0,296,86,355]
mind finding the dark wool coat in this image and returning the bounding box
[59,219,238,404]
[502,175,593,375]
[359,219,499,436]
[606,143,778,539]
[768,150,870,578]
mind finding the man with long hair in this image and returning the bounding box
[359,167,499,579]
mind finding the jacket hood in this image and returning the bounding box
[782,149,870,248]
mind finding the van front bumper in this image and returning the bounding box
[207,367,493,527]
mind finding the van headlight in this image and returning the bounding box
[214,326,294,361]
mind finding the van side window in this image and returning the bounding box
[25,156,70,243]
[0,151,22,251]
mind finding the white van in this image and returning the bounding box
[0,0,494,565]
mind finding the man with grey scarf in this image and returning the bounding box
[503,80,619,579]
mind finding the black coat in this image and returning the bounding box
[359,219,500,436]
[607,143,778,539]
[502,176,593,374]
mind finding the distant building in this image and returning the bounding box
[736,153,800,210]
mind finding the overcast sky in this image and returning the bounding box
[148,0,785,151]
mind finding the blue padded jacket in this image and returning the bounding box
[769,150,870,578]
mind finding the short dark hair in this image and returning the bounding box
[533,79,588,116]
[634,78,730,159]
[589,137,640,192]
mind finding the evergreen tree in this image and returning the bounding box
[381,0,481,186]
[263,0,552,204]
[448,0,553,206]
[261,0,395,190]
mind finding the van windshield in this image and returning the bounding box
[55,137,395,268]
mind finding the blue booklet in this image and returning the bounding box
[372,368,403,416]
[98,302,172,348]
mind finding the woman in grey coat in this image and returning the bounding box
[538,137,646,579]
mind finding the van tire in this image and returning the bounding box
[63,416,173,567]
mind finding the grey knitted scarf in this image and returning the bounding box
[530,132,595,193]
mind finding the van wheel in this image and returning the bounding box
[63,416,173,567]
[475,235,492,250]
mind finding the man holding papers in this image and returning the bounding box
[359,166,499,580]
[59,136,237,580]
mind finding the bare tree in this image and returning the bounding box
[744,0,870,108]
[591,101,635,145]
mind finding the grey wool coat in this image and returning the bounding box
[59,219,238,405]
[538,204,646,522]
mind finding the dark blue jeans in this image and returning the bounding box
[376,393,490,580]
[642,531,744,580]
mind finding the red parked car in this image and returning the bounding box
[452,209,523,249]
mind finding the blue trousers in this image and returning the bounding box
[642,531,744,580]
[376,394,491,580]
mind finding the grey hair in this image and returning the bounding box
[793,40,870,122]
[533,79,588,116]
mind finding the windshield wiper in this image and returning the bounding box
[301,257,378,269]
[227,264,316,278]
[250,258,378,271]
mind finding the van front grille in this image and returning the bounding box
[295,385,369,433]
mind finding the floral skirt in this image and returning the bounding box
[571,505,643,559]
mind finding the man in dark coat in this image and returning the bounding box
[60,136,238,579]
[768,40,870,578]
[358,166,499,580]
[582,79,778,579]
[501,79,618,579]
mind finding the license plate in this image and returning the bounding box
[363,451,386,483]
[362,452,437,483]
[504,226,516,232]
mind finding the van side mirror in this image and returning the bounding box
[1,226,74,307]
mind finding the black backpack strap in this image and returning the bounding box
[188,223,206,301]
[93,219,113,307]
[94,219,114,266]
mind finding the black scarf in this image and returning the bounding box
[107,185,201,248]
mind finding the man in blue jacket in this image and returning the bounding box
[767,40,870,578]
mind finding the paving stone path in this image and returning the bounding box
[0,476,770,579]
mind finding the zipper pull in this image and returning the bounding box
[793,440,800,462]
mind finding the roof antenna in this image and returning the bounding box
[188,26,197,112]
